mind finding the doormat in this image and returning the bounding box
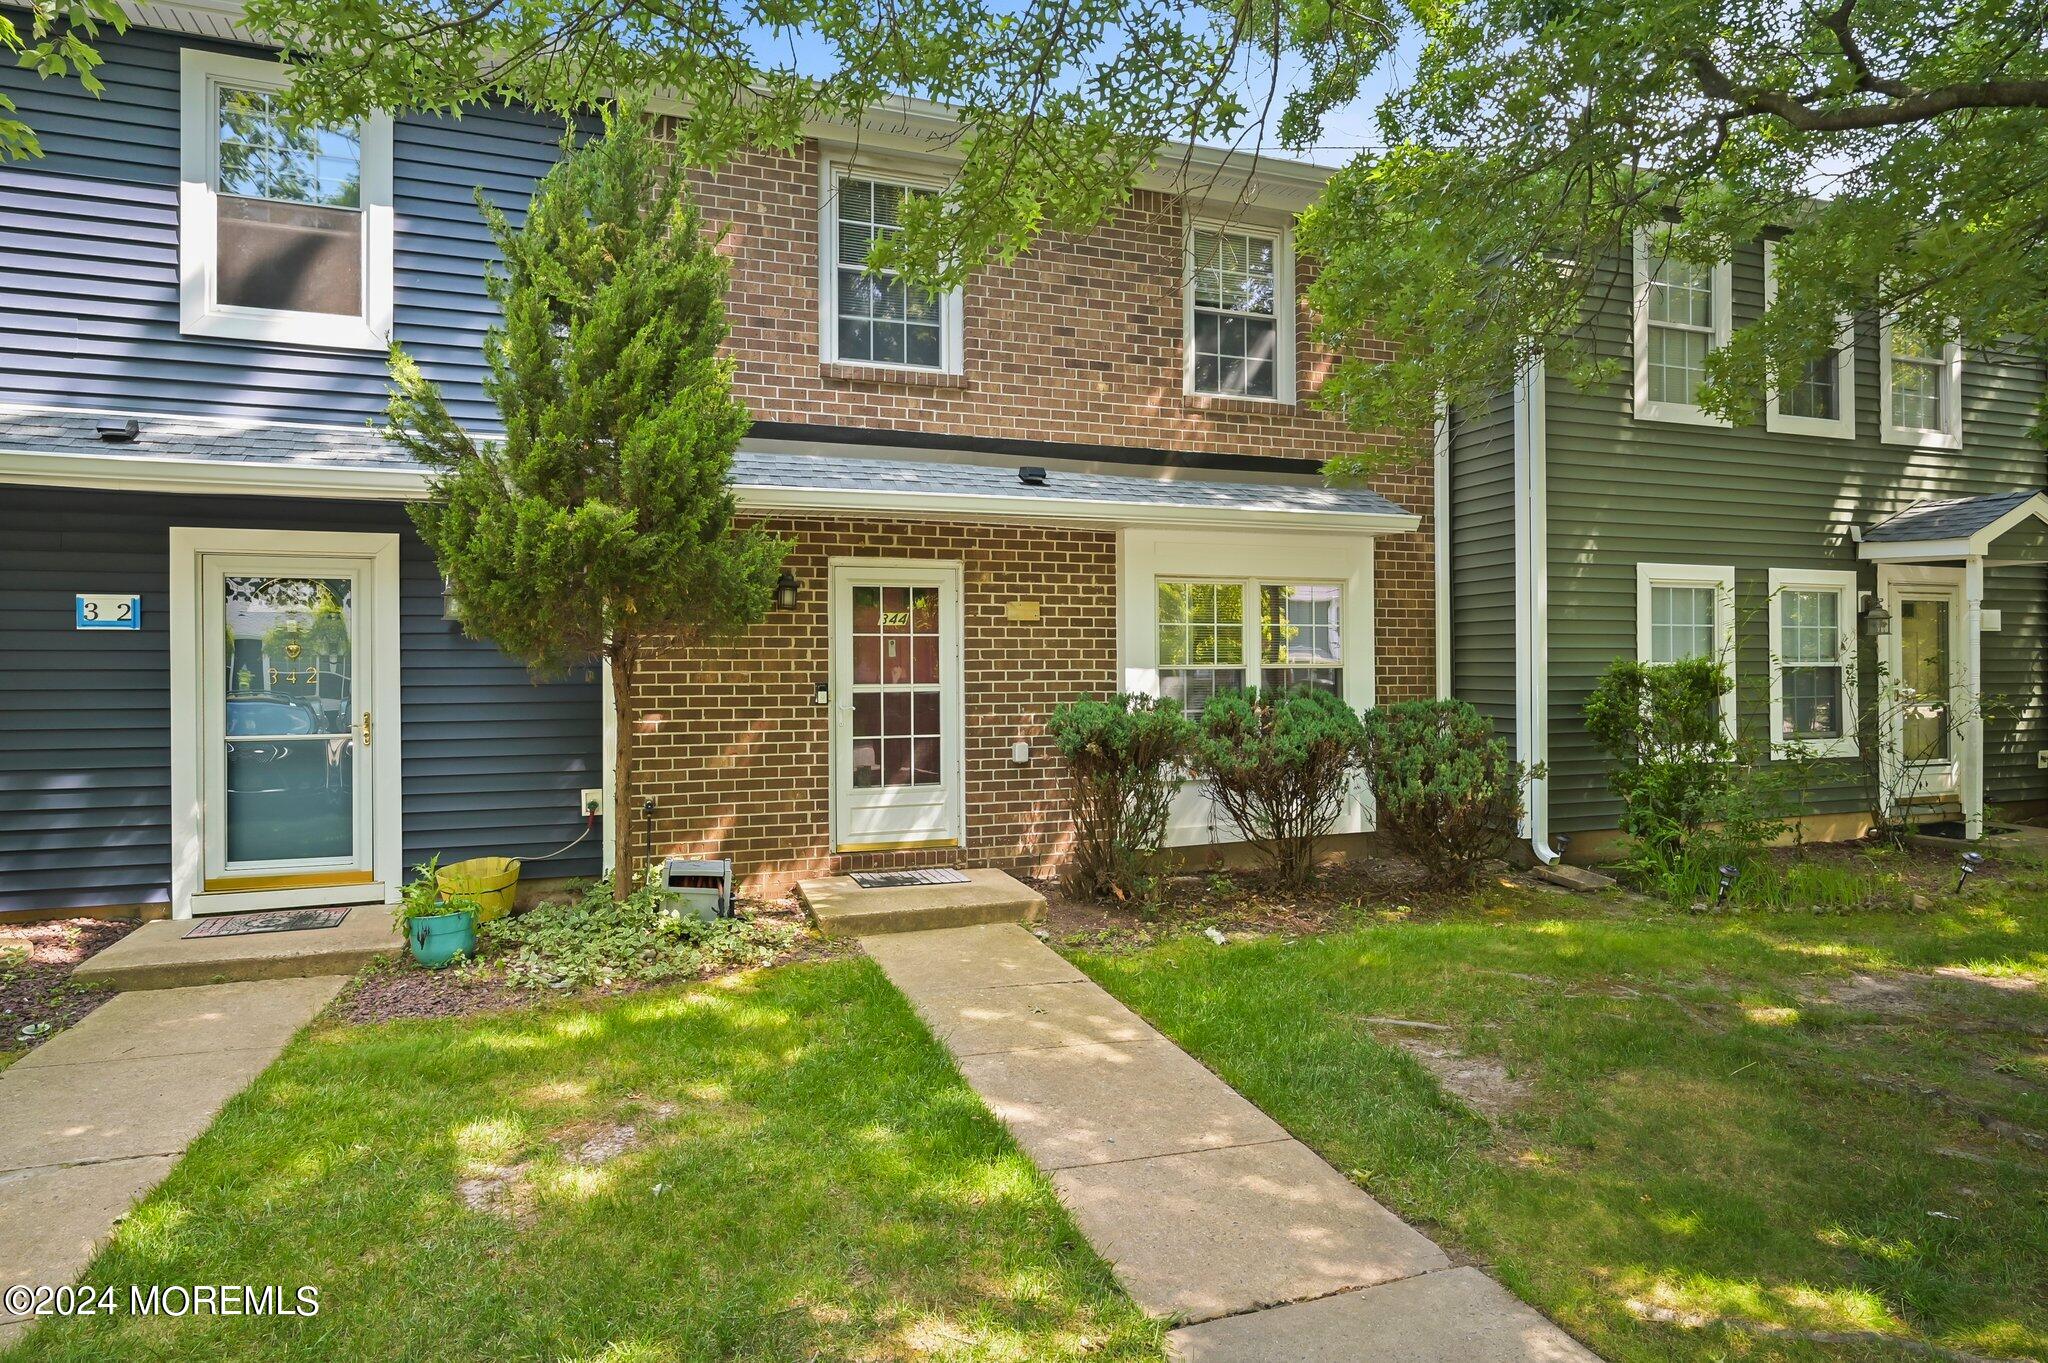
[850,868,970,890]
[184,907,352,939]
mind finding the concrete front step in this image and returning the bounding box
[71,907,401,991]
[797,868,1045,938]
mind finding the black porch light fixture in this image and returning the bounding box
[1861,595,1892,638]
[774,569,801,611]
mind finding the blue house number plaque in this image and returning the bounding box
[76,594,141,630]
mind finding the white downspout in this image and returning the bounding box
[1513,357,1557,864]
[1963,554,1985,839]
[1434,402,1452,700]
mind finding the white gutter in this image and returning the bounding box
[1512,358,1556,864]
[1433,402,1452,699]
[0,448,1421,536]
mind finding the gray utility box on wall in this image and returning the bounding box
[660,858,732,922]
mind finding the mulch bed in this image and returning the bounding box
[331,895,855,1026]
[0,916,140,1057]
[1031,854,1502,950]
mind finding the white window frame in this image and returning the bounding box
[1636,561,1737,742]
[1183,216,1296,405]
[1767,567,1860,760]
[178,48,394,351]
[1632,227,1732,427]
[1878,313,1963,450]
[816,157,965,375]
[1122,528,1376,846]
[1762,241,1856,440]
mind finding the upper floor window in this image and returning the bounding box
[1762,240,1855,440]
[1879,316,1962,448]
[178,49,393,351]
[1185,222,1294,402]
[1632,228,1730,426]
[819,168,961,373]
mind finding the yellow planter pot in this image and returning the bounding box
[437,857,521,924]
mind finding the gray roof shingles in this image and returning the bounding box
[0,406,1416,521]
[1862,489,2043,543]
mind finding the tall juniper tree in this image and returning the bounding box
[388,109,787,897]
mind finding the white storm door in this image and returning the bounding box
[1886,578,1965,799]
[830,561,965,851]
[198,554,376,891]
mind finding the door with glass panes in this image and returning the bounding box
[200,555,375,894]
[829,562,964,850]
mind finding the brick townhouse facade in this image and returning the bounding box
[630,143,1436,894]
[0,15,1431,918]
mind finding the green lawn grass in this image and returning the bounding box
[8,960,1161,1363]
[1072,886,2048,1363]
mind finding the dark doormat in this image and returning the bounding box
[184,907,352,939]
[850,868,970,890]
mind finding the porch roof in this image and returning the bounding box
[1859,489,2048,563]
[0,406,1419,534]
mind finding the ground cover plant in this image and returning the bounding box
[1072,879,2048,1363]
[7,960,1162,1362]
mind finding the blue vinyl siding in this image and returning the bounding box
[0,19,562,429]
[0,488,602,913]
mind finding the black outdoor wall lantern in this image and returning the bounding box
[774,570,801,611]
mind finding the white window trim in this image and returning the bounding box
[177,48,393,352]
[1121,527,1376,846]
[1635,560,1738,742]
[816,157,965,375]
[1878,313,1963,450]
[1762,241,1856,440]
[1632,226,1731,427]
[1182,216,1296,405]
[1767,567,1861,760]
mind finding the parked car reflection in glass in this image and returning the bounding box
[225,696,352,794]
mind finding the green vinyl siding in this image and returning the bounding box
[1540,237,2048,834]
[1447,386,1518,746]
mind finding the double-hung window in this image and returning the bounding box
[1156,578,1340,717]
[1185,223,1292,401]
[1879,316,1962,448]
[1768,568,1859,758]
[1633,228,1730,425]
[820,168,960,373]
[179,49,393,349]
[1636,562,1737,741]
[1762,240,1856,439]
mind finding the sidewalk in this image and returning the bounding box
[862,924,1602,1362]
[0,976,344,1347]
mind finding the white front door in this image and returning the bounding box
[1883,570,1965,802]
[829,560,965,851]
[171,529,402,917]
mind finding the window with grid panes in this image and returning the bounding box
[1189,228,1279,398]
[833,177,944,369]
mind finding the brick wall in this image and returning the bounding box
[633,516,1120,896]
[682,142,1437,704]
[633,512,1436,897]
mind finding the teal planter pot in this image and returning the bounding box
[408,908,476,969]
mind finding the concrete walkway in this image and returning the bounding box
[0,976,344,1346]
[863,924,1602,1362]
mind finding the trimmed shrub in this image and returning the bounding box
[1583,655,1782,864]
[1189,687,1365,888]
[1046,694,1196,903]
[1360,699,1532,888]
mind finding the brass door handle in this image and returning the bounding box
[361,710,373,746]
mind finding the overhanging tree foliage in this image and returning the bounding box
[15,1,2043,475]
[388,109,788,895]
